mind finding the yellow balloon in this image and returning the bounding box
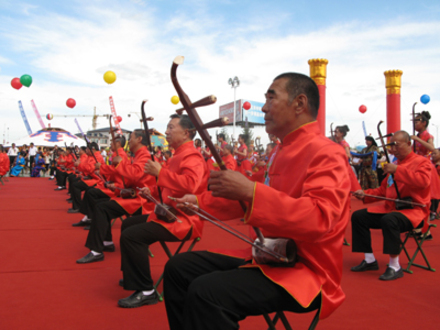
[171,95,180,105]
[103,71,117,84]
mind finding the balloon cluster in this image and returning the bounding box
[11,74,32,90]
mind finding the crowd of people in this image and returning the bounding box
[0,73,438,329]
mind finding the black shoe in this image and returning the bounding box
[72,220,91,227]
[76,252,104,264]
[103,244,115,252]
[379,267,403,281]
[49,177,54,180]
[84,225,90,230]
[118,291,159,308]
[55,186,65,191]
[351,260,379,272]
[66,198,72,203]
[67,208,79,213]
[416,233,433,241]
[119,279,124,287]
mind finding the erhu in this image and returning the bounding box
[170,55,297,265]
[376,121,413,210]
[140,101,177,223]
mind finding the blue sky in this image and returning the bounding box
[1,0,440,146]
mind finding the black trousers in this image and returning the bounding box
[351,208,417,255]
[8,156,16,171]
[163,251,321,330]
[120,215,190,291]
[79,188,110,217]
[85,200,141,252]
[56,169,68,186]
[71,180,90,210]
[29,156,35,171]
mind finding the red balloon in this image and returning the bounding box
[11,77,22,90]
[66,98,76,108]
[359,105,367,114]
[243,101,251,110]
[117,115,122,123]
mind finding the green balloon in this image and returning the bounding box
[20,74,32,87]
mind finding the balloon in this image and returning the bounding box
[243,101,251,110]
[46,113,53,120]
[20,74,32,87]
[103,71,117,84]
[11,78,22,90]
[66,98,76,108]
[359,105,367,114]
[171,95,180,105]
[420,94,430,105]
[117,115,122,123]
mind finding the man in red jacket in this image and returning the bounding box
[76,130,154,264]
[351,130,431,281]
[163,73,352,329]
[116,114,208,308]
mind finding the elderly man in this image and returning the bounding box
[163,73,352,329]
[351,131,431,281]
[117,114,208,308]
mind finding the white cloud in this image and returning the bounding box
[1,3,440,148]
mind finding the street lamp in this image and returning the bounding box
[228,76,240,141]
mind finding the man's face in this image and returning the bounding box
[165,118,188,149]
[262,78,296,137]
[390,134,411,160]
[128,132,142,152]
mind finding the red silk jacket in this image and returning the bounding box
[197,121,351,320]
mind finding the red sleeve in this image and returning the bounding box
[157,153,206,195]
[244,149,351,242]
[394,158,431,189]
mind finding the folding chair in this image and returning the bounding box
[154,237,201,301]
[400,223,436,274]
[264,307,320,330]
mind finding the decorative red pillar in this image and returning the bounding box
[384,70,403,135]
[308,58,328,135]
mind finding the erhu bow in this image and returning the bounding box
[376,120,413,210]
[170,55,296,265]
[412,102,417,153]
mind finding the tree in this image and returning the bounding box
[240,124,254,147]
[219,127,231,143]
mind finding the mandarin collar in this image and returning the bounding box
[281,121,320,147]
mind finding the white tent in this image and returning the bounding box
[7,128,86,148]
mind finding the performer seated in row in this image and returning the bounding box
[72,135,128,227]
[67,143,104,213]
[10,152,26,177]
[76,130,154,264]
[55,148,75,189]
[163,73,352,329]
[117,114,208,308]
[351,131,431,281]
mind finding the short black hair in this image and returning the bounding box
[273,73,320,118]
[169,114,196,140]
[365,136,377,147]
[80,146,87,152]
[90,142,99,151]
[115,135,126,148]
[218,133,225,140]
[133,129,148,146]
[336,125,350,137]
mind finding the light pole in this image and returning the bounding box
[228,76,240,141]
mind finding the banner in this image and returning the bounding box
[31,99,46,129]
[109,96,122,134]
[74,118,90,143]
[18,100,32,135]
[362,121,367,137]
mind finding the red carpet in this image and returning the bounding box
[1,178,439,329]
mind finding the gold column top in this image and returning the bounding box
[384,70,403,94]
[308,59,328,85]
